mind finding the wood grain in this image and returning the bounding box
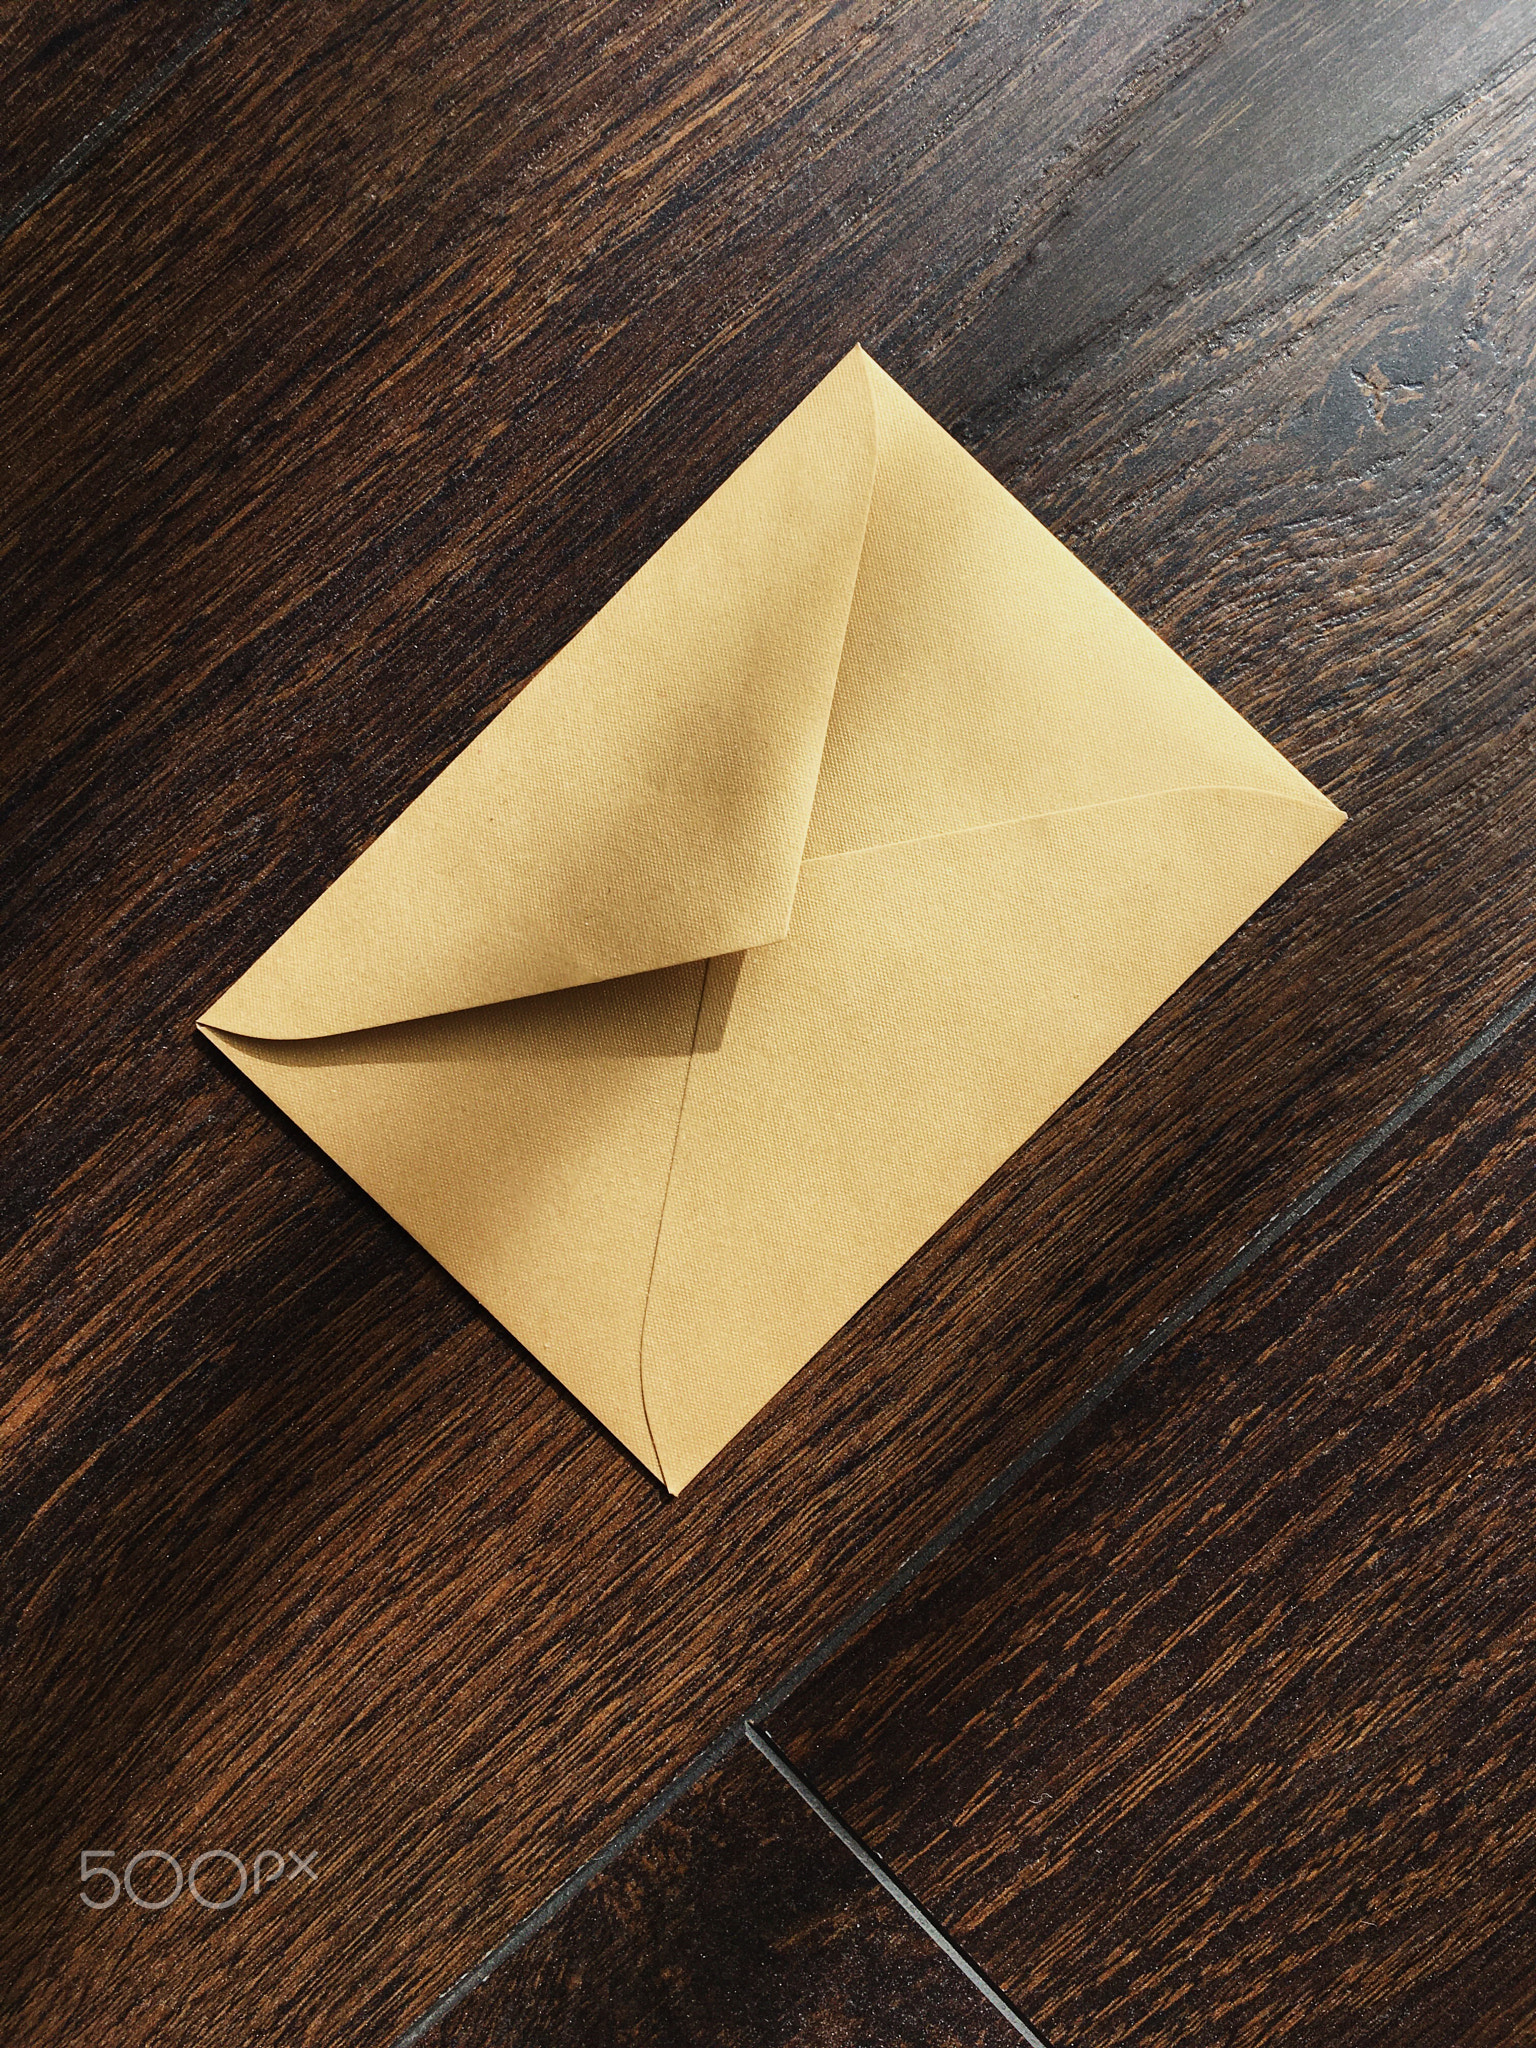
[0,0,219,219]
[415,1743,1020,2047]
[769,1013,1536,2048]
[5,2,1536,2043]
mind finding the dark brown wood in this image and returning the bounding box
[5,3,1536,2044]
[0,0,218,218]
[769,1014,1536,2048]
[416,1743,1019,2047]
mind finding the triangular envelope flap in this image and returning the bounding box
[202,350,878,1040]
[804,355,1339,862]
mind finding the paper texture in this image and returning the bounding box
[201,347,1344,1492]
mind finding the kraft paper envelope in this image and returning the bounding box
[201,346,1344,1493]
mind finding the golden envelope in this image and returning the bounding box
[201,347,1343,1492]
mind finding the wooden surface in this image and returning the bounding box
[0,0,219,220]
[770,1012,1536,2048]
[5,1,1536,2042]
[417,1743,1019,2047]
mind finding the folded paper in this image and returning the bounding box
[201,346,1344,1492]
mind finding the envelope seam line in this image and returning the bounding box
[779,344,884,931]
[635,959,713,1487]
[801,781,1345,865]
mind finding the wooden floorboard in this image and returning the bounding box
[0,0,219,221]
[768,1011,1536,2048]
[5,3,1536,2043]
[411,1743,1020,2047]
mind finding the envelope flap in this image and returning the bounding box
[202,350,878,1039]
[804,355,1335,862]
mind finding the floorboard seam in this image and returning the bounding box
[389,1720,749,2048]
[0,0,249,247]
[389,968,1536,2046]
[743,1721,1051,2044]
